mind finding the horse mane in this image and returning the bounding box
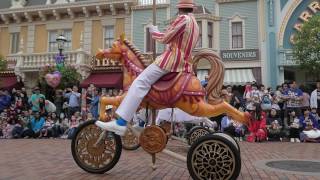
[122,39,146,68]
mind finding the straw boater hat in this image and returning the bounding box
[176,0,195,9]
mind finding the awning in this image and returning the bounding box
[0,76,20,90]
[224,69,256,85]
[80,73,123,89]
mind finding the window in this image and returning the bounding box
[231,22,243,49]
[104,26,114,48]
[145,27,155,52]
[208,22,213,48]
[10,33,20,54]
[196,21,202,48]
[48,30,72,52]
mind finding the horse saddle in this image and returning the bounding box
[147,72,205,106]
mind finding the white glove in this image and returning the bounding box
[148,25,159,33]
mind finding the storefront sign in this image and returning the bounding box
[220,49,259,61]
[290,1,320,44]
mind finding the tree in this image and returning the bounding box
[293,14,320,75]
[39,65,81,90]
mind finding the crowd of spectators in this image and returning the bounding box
[0,84,119,139]
[216,80,320,143]
[1,79,320,144]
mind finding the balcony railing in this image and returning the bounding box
[6,50,91,71]
[138,0,169,5]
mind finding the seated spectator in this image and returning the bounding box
[67,115,79,139]
[51,112,62,138]
[11,117,24,138]
[310,108,320,126]
[39,116,53,138]
[3,120,14,139]
[288,110,302,143]
[21,112,45,138]
[74,111,83,124]
[299,109,318,130]
[267,108,283,141]
[221,115,236,137]
[247,103,267,142]
[38,97,47,117]
[300,119,320,143]
[234,121,246,141]
[0,89,11,113]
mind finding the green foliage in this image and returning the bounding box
[39,65,81,90]
[293,14,320,75]
[0,54,6,71]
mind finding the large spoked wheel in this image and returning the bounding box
[187,134,241,180]
[187,126,211,145]
[121,127,140,150]
[71,120,122,174]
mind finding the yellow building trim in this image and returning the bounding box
[91,20,103,55]
[34,24,48,53]
[0,27,10,57]
[20,26,28,53]
[72,21,84,50]
[115,18,125,39]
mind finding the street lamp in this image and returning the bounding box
[56,34,67,56]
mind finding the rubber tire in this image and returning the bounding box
[71,120,122,174]
[187,126,211,145]
[187,134,241,180]
[213,132,241,152]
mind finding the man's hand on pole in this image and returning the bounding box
[148,25,159,33]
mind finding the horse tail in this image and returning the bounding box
[192,49,225,105]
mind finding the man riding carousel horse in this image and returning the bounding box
[95,0,250,136]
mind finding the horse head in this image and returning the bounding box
[96,34,146,75]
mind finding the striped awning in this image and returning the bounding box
[224,69,256,85]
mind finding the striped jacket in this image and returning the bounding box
[151,13,199,73]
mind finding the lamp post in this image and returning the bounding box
[55,34,67,68]
[56,34,67,56]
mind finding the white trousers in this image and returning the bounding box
[116,63,168,121]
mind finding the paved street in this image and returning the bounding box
[0,139,320,180]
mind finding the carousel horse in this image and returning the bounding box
[96,35,250,126]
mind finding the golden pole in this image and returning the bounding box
[151,0,157,171]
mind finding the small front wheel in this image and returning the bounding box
[121,127,140,150]
[71,120,122,174]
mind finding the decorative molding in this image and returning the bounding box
[216,0,257,3]
[24,12,33,23]
[110,4,116,15]
[12,13,21,23]
[10,0,27,9]
[46,21,73,30]
[67,8,75,19]
[96,6,102,17]
[82,7,89,18]
[53,9,60,20]
[38,11,46,21]
[1,14,9,24]
[124,3,130,15]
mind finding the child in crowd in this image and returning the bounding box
[288,111,301,143]
[40,116,53,138]
[67,115,79,139]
